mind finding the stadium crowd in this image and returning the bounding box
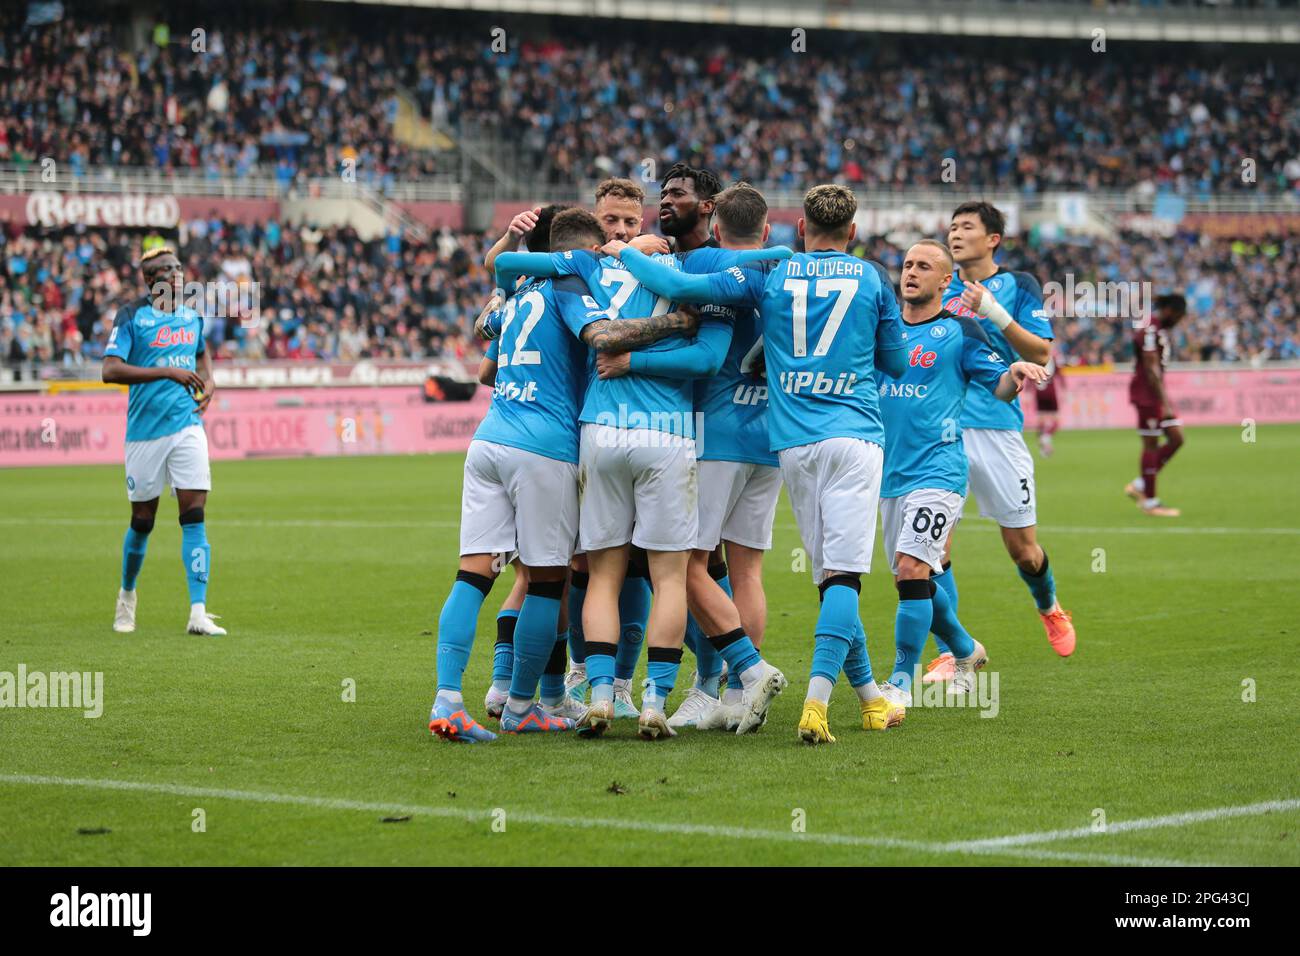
[2,216,1297,375]
[4,7,1299,195]
[0,217,491,374]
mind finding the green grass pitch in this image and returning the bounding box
[1,424,1297,866]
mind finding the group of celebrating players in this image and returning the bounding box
[427,165,1081,744]
[98,168,1194,742]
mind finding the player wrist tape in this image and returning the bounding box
[979,294,1014,331]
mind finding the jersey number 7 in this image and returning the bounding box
[784,278,856,357]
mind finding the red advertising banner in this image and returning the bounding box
[0,194,283,227]
[3,368,1298,469]
[0,387,490,468]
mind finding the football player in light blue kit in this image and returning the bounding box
[611,184,910,744]
[485,188,668,719]
[877,241,1049,709]
[496,221,789,740]
[102,246,224,637]
[609,183,786,732]
[937,202,1076,674]
[430,209,698,743]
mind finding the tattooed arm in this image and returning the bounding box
[579,305,700,353]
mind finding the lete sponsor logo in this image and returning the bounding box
[25,192,180,229]
[149,325,197,347]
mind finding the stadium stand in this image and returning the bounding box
[1,0,1298,379]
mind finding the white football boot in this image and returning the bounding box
[878,680,913,709]
[484,684,509,719]
[735,662,788,734]
[948,640,988,695]
[666,687,721,729]
[113,588,137,633]
[187,603,227,636]
[637,707,677,740]
[541,695,588,722]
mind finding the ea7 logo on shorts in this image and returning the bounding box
[149,326,196,347]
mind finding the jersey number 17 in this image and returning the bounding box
[784,278,856,357]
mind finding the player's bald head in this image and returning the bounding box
[901,240,953,306]
[909,239,953,273]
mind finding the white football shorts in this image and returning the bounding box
[778,437,883,581]
[964,427,1037,528]
[578,423,698,553]
[459,439,578,567]
[880,488,964,575]
[124,424,211,501]
[695,459,782,552]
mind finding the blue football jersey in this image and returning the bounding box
[678,247,777,467]
[686,252,904,453]
[105,296,206,442]
[879,311,1009,498]
[545,249,713,438]
[942,268,1052,431]
[473,276,591,464]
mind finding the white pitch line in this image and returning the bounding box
[3,516,1298,537]
[3,773,1282,866]
[948,798,1300,851]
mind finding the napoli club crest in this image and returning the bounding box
[987,276,1003,293]
[930,325,948,338]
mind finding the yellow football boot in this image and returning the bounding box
[797,699,837,745]
[861,695,905,731]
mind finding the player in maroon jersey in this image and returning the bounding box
[1124,294,1186,517]
[1032,347,1065,456]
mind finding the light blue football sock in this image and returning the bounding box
[492,608,518,692]
[585,641,617,705]
[615,575,651,680]
[539,632,567,704]
[931,564,957,656]
[121,525,150,591]
[891,580,933,693]
[509,587,562,703]
[435,573,493,693]
[931,579,976,659]
[809,580,859,686]
[179,515,210,605]
[1018,552,1057,612]
[644,648,682,715]
[843,618,873,687]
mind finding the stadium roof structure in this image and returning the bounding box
[318,0,1300,44]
